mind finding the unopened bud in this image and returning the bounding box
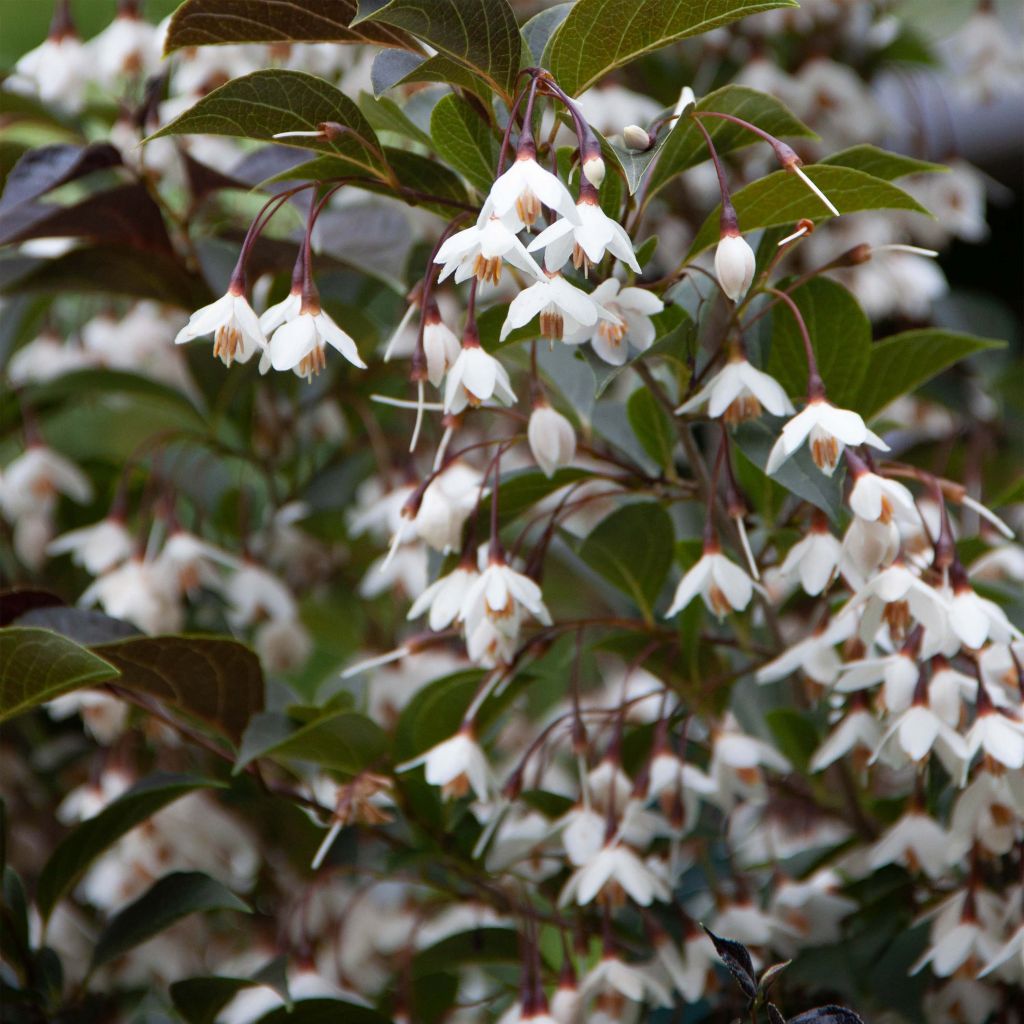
[673,85,697,118]
[528,403,576,478]
[623,124,654,151]
[837,243,873,267]
[714,231,756,302]
[582,154,606,188]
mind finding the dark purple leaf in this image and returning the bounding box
[702,925,757,1000]
[15,606,142,645]
[0,588,63,627]
[788,1007,865,1024]
[768,1004,786,1024]
[0,143,121,213]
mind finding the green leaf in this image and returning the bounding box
[765,708,819,771]
[93,635,265,747]
[150,70,388,179]
[855,329,1006,419]
[254,1000,392,1024]
[687,166,929,257]
[627,388,676,468]
[370,49,493,103]
[522,3,572,62]
[579,502,674,621]
[91,871,250,969]
[624,86,813,199]
[0,628,119,722]
[36,774,220,919]
[430,93,499,194]
[479,466,590,529]
[353,0,524,101]
[171,976,255,1024]
[820,144,946,181]
[163,0,424,52]
[235,709,388,775]
[413,928,520,976]
[358,93,432,148]
[766,278,870,409]
[543,0,798,96]
[395,669,484,760]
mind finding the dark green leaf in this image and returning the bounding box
[765,709,819,771]
[430,93,499,194]
[36,774,220,919]
[480,466,590,529]
[0,628,119,722]
[687,166,929,257]
[94,635,265,747]
[522,3,572,62]
[370,49,492,102]
[14,607,141,645]
[854,329,1005,419]
[163,0,424,52]
[820,144,945,181]
[91,871,250,969]
[150,70,388,178]
[395,669,483,760]
[171,976,255,1024]
[787,1008,865,1024]
[637,86,813,199]
[358,93,432,148]
[766,278,870,409]
[354,0,524,100]
[627,387,675,468]
[254,999,391,1024]
[235,709,387,775]
[413,928,520,976]
[579,502,674,621]
[543,0,798,96]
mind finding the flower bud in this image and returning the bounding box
[714,231,756,302]
[622,124,653,151]
[582,154,606,188]
[422,308,461,387]
[527,403,576,478]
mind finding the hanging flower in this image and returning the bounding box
[572,278,665,366]
[175,284,266,367]
[527,192,640,274]
[527,402,577,478]
[265,296,365,380]
[396,726,493,801]
[666,544,756,619]
[676,352,793,424]
[766,398,889,476]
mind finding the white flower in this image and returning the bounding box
[8,331,94,385]
[840,515,900,589]
[844,561,950,642]
[407,564,479,631]
[266,302,365,379]
[88,8,160,86]
[422,314,461,387]
[255,618,312,674]
[528,404,576,477]
[47,518,134,576]
[11,33,88,111]
[868,810,949,879]
[559,843,670,907]
[765,398,889,477]
[413,461,483,553]
[778,521,841,595]
[580,953,672,1008]
[655,929,717,1003]
[79,557,182,635]
[872,702,968,766]
[174,286,266,367]
[963,707,1024,772]
[443,342,516,414]
[573,278,664,366]
[258,287,302,336]
[500,272,615,343]
[1,445,93,521]
[676,353,794,424]
[460,559,551,628]
[809,706,882,771]
[848,471,918,525]
[947,575,1022,649]
[714,232,756,302]
[221,562,297,627]
[527,196,640,274]
[912,920,1002,979]
[485,154,580,228]
[396,727,493,801]
[434,213,542,286]
[665,547,756,619]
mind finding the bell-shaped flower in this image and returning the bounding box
[412,461,483,553]
[946,569,1023,650]
[963,703,1024,773]
[88,6,160,86]
[580,952,673,1008]
[867,809,949,879]
[47,517,134,576]
[559,842,670,907]
[809,705,882,771]
[756,612,855,686]
[666,544,756,620]
[527,192,640,274]
[11,27,87,111]
[765,398,889,477]
[778,519,841,595]
[435,212,542,286]
[848,469,918,525]
[714,231,756,302]
[422,311,461,387]
[258,286,302,336]
[220,560,298,627]
[396,726,493,801]
[460,556,551,628]
[443,336,516,414]
[840,516,900,589]
[266,297,365,380]
[572,278,664,366]
[485,154,580,228]
[175,285,266,367]
[528,402,576,478]
[79,556,182,635]
[407,563,479,631]
[676,353,793,425]
[500,272,615,343]
[1,444,93,521]
[871,701,968,766]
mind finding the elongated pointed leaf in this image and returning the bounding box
[0,628,119,722]
[0,143,121,213]
[150,71,388,179]
[687,166,929,257]
[856,329,1005,418]
[36,774,220,919]
[91,871,250,969]
[354,0,523,100]
[820,144,945,181]
[254,999,391,1024]
[543,0,798,96]
[430,93,499,193]
[164,0,423,53]
[788,1007,865,1024]
[703,925,757,1000]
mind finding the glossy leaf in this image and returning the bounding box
[91,871,250,969]
[235,709,388,775]
[151,71,388,179]
[522,3,572,62]
[164,0,423,52]
[543,0,798,96]
[254,999,392,1024]
[687,166,929,257]
[627,387,676,468]
[395,669,484,760]
[0,142,121,213]
[353,0,523,100]
[855,329,1005,419]
[820,144,945,181]
[703,925,757,1000]
[430,93,499,194]
[636,86,813,199]
[0,627,119,723]
[36,774,220,919]
[579,502,675,621]
[766,278,870,409]
[358,93,432,148]
[93,635,265,746]
[369,49,491,102]
[788,1008,865,1024]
